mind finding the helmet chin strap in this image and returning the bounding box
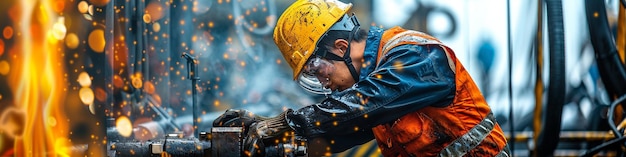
[343,35,360,83]
[315,14,361,83]
[342,14,361,83]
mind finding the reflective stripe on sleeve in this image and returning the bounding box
[439,112,496,157]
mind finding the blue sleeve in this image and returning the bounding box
[286,44,456,152]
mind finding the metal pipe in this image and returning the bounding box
[182,53,200,136]
[506,0,515,155]
[132,109,223,139]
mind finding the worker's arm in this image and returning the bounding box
[286,44,456,152]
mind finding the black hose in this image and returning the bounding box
[608,95,626,138]
[584,1,626,156]
[535,0,566,155]
[585,0,626,98]
[580,135,626,157]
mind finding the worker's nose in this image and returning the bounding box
[317,76,330,87]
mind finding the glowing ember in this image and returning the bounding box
[153,22,161,32]
[52,0,65,13]
[77,71,91,87]
[145,2,164,22]
[83,14,93,21]
[3,26,13,39]
[0,60,9,75]
[152,94,162,105]
[113,75,123,88]
[0,40,4,56]
[52,17,67,40]
[88,29,105,53]
[392,61,404,71]
[89,0,111,7]
[143,14,152,23]
[116,116,133,137]
[88,5,94,15]
[78,1,89,14]
[131,73,143,89]
[65,33,79,49]
[47,116,57,127]
[144,81,155,94]
[79,87,95,105]
[94,87,106,102]
[89,103,96,115]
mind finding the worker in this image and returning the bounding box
[214,0,510,156]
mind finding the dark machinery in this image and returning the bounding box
[107,54,308,157]
[108,127,307,157]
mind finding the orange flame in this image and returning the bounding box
[6,0,71,156]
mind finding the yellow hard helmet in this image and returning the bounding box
[273,0,353,80]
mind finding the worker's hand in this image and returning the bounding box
[243,122,266,156]
[213,109,263,128]
[243,109,294,156]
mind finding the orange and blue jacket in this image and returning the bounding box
[286,26,509,156]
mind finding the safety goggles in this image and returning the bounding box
[297,57,336,95]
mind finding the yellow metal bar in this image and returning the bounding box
[353,140,375,157]
[504,131,616,142]
[333,140,381,157]
[533,0,544,153]
[553,150,618,157]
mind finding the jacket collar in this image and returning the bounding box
[359,26,385,81]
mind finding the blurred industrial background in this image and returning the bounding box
[0,0,624,156]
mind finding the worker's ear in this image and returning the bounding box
[333,39,349,55]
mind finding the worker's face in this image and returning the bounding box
[303,39,358,92]
[326,56,356,91]
[303,57,354,91]
[303,57,335,88]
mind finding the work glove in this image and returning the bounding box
[244,109,294,156]
[213,109,268,129]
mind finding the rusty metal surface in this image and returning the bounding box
[211,127,243,157]
[109,138,211,157]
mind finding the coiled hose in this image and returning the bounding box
[534,0,566,155]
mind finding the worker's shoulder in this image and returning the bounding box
[379,30,441,54]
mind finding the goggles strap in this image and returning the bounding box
[313,14,361,83]
[344,14,361,83]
